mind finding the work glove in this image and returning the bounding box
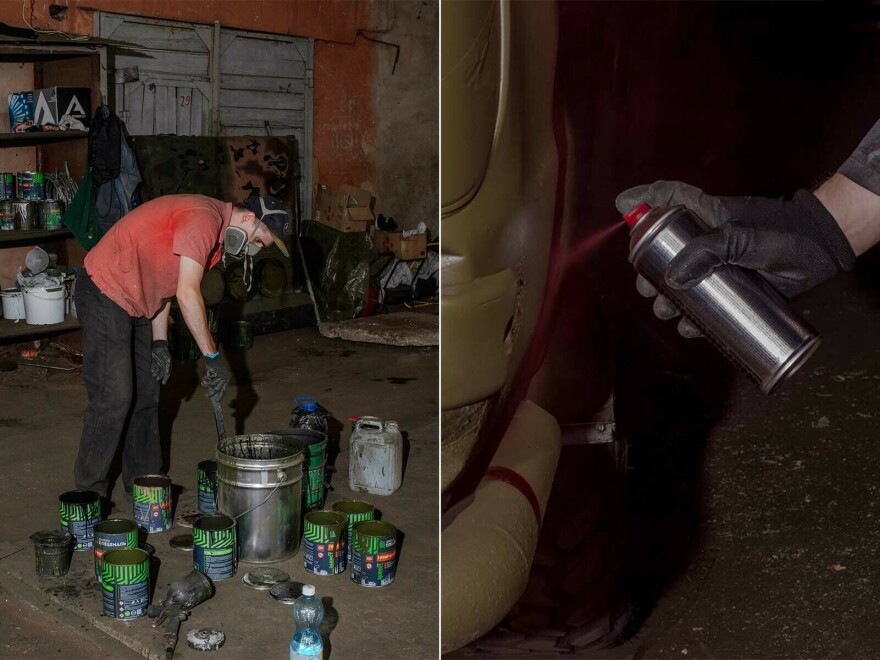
[150,340,172,385]
[616,181,856,338]
[201,354,231,402]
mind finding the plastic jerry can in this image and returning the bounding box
[348,417,403,496]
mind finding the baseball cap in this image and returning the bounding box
[244,195,291,257]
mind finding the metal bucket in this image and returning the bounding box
[216,434,304,564]
[13,200,37,230]
[39,199,63,230]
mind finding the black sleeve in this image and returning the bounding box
[838,117,880,196]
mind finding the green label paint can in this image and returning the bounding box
[197,460,218,514]
[39,199,62,230]
[94,519,138,582]
[132,475,173,533]
[193,514,236,581]
[101,548,150,620]
[305,461,327,511]
[0,200,13,230]
[351,520,398,587]
[303,511,346,576]
[331,499,375,564]
[59,490,101,551]
[0,173,14,201]
[16,171,44,201]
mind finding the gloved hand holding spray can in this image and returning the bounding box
[621,201,821,394]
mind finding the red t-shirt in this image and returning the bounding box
[85,194,232,318]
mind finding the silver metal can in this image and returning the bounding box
[627,205,820,394]
[40,200,63,230]
[12,200,37,230]
[0,173,14,201]
[0,200,14,230]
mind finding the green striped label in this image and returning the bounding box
[304,519,342,543]
[193,526,234,549]
[101,561,148,586]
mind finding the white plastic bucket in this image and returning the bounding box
[0,288,25,320]
[22,286,65,325]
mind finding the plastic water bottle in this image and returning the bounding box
[290,397,330,435]
[290,584,324,659]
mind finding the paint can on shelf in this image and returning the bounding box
[0,201,13,230]
[16,171,44,201]
[197,460,218,513]
[0,289,25,319]
[193,514,237,580]
[132,475,173,533]
[101,548,150,620]
[350,520,398,587]
[332,499,376,564]
[58,490,101,551]
[13,200,37,230]
[94,518,138,583]
[0,173,14,201]
[303,511,347,576]
[39,200,63,230]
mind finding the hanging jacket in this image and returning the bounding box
[60,168,103,250]
[89,105,143,234]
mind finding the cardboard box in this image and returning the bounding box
[7,91,34,132]
[339,184,375,211]
[372,229,401,255]
[314,183,374,232]
[373,229,428,260]
[33,87,91,126]
[399,233,427,260]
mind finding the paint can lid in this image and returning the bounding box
[269,581,304,604]
[170,534,194,551]
[623,203,651,228]
[245,567,290,587]
[186,628,226,652]
[302,584,316,597]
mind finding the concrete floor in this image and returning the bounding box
[597,262,880,658]
[0,327,438,659]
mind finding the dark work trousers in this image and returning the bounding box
[73,270,161,498]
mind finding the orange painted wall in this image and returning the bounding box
[0,0,380,192]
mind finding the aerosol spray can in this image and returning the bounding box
[624,203,820,394]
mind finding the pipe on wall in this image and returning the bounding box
[441,399,561,653]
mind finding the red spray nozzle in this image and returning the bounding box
[623,203,651,228]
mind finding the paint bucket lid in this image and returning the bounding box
[170,534,194,551]
[245,567,289,588]
[269,581,304,604]
[241,573,271,590]
[186,628,226,652]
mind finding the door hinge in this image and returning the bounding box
[306,68,313,89]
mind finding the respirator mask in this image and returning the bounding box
[222,221,262,261]
[222,220,262,292]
